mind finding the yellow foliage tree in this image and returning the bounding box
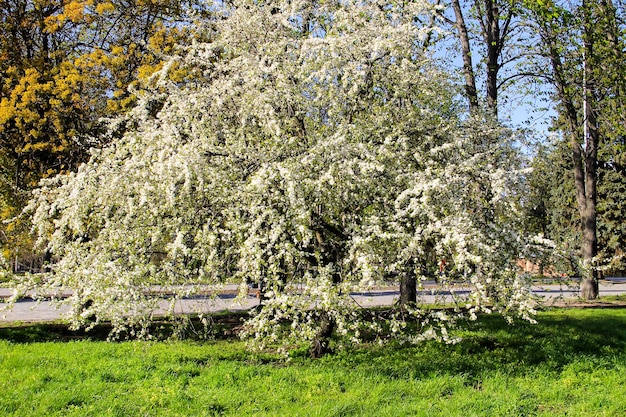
[0,0,205,270]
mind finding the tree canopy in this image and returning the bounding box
[4,0,542,354]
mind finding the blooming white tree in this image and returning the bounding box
[13,0,539,354]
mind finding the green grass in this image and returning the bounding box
[1,308,626,416]
[596,294,626,303]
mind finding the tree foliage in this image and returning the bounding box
[528,136,626,276]
[523,0,626,290]
[525,139,582,274]
[0,0,206,266]
[10,0,540,354]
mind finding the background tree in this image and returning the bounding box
[525,0,626,298]
[1,0,98,267]
[526,130,626,278]
[0,0,206,269]
[524,139,582,275]
[438,0,532,117]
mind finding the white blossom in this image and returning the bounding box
[10,0,543,352]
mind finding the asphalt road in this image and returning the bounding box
[2,278,625,324]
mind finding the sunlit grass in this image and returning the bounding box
[1,308,626,416]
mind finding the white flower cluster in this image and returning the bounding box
[15,0,540,350]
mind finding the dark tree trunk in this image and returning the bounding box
[482,0,501,115]
[399,274,417,306]
[578,3,600,299]
[540,9,600,299]
[310,313,335,358]
[308,222,344,358]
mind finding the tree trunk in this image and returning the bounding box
[577,148,599,299]
[310,313,335,358]
[399,274,417,306]
[452,0,479,113]
[482,0,501,115]
[577,4,600,299]
[540,8,600,299]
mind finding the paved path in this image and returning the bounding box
[2,279,625,324]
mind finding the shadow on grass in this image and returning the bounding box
[321,307,626,378]
[2,308,626,379]
[0,322,114,343]
[0,312,249,343]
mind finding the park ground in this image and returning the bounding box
[3,277,626,324]
[1,304,626,416]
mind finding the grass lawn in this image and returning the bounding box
[1,308,625,416]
